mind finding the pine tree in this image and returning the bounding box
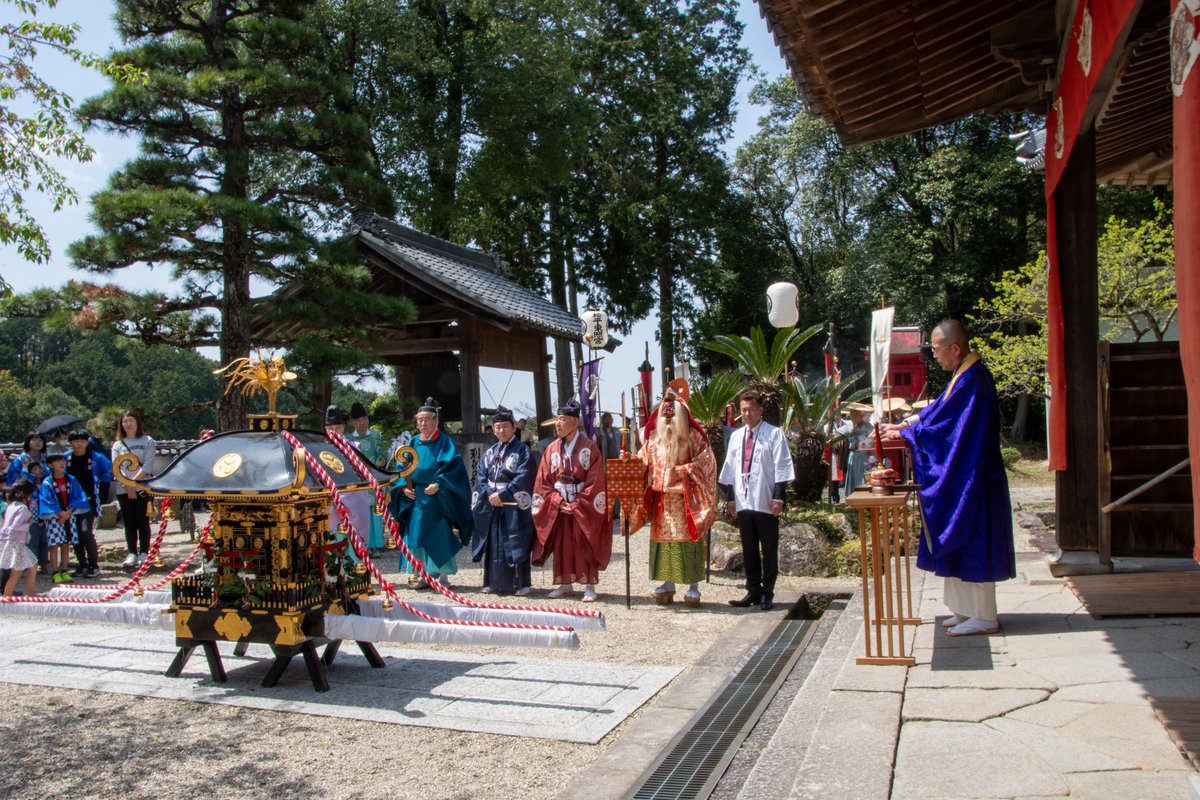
[68,0,409,428]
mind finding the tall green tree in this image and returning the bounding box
[571,0,747,374]
[971,198,1175,439]
[0,0,142,287]
[717,77,1044,361]
[63,0,409,429]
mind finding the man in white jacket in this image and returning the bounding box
[719,389,795,610]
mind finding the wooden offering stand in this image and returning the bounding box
[845,486,921,666]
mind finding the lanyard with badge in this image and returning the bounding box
[739,426,758,502]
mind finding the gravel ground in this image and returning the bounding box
[2,480,1055,800]
[0,509,857,800]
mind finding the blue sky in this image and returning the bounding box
[1,1,790,417]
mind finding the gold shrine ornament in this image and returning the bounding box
[318,451,346,474]
[213,453,243,478]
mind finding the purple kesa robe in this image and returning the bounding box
[900,357,1015,583]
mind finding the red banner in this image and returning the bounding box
[1172,0,1200,558]
[1044,0,1140,471]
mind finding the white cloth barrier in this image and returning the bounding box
[26,589,588,649]
[0,599,174,630]
[354,597,606,632]
[323,615,580,650]
[48,588,605,632]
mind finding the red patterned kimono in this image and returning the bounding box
[629,427,717,584]
[531,431,611,584]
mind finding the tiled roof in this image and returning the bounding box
[352,214,583,341]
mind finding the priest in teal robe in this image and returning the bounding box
[389,398,473,587]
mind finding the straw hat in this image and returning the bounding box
[842,402,873,413]
[881,397,910,412]
[910,398,931,409]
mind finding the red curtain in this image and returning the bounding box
[1173,0,1200,558]
[1043,0,1140,470]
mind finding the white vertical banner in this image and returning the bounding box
[870,306,895,424]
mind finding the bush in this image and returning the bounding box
[1000,446,1021,471]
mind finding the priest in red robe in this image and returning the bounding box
[531,398,611,601]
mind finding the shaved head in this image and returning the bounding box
[934,319,969,349]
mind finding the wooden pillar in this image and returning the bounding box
[534,342,553,427]
[459,323,481,435]
[1051,124,1103,570]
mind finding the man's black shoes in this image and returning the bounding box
[760,596,775,611]
[728,593,760,608]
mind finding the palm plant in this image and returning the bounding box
[704,324,821,424]
[783,372,871,503]
[685,369,745,467]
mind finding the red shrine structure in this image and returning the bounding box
[756,0,1199,572]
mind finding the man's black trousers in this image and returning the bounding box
[737,509,779,599]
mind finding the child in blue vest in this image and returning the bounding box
[39,453,90,584]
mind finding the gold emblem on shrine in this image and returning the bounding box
[214,610,253,641]
[319,451,345,474]
[212,453,242,478]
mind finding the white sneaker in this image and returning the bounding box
[941,614,968,628]
[547,583,574,598]
[481,586,495,594]
[136,553,148,566]
[122,553,137,568]
[581,586,598,602]
[514,586,531,597]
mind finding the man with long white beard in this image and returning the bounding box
[630,379,718,607]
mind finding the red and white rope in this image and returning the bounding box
[1,497,185,604]
[282,430,575,633]
[324,430,601,621]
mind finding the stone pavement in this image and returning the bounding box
[0,616,677,744]
[737,552,1200,800]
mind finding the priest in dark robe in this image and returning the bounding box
[389,397,473,588]
[470,406,535,595]
[883,320,1015,636]
[531,399,610,601]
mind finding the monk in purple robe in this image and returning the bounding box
[883,320,1015,636]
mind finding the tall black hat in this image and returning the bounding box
[492,405,515,424]
[417,397,440,416]
[557,398,581,417]
[324,404,347,426]
[349,402,368,421]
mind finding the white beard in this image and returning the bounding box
[653,407,691,467]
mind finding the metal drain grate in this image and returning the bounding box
[628,616,818,800]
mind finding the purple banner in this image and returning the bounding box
[580,358,602,438]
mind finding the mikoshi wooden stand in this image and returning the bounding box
[845,487,920,666]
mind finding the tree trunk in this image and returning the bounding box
[654,135,674,385]
[1010,393,1029,441]
[216,77,250,432]
[548,189,573,404]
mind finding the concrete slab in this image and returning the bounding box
[902,687,1049,722]
[1055,677,1200,704]
[986,715,1144,773]
[906,662,1057,691]
[789,689,902,800]
[1019,652,1199,686]
[0,616,676,744]
[1003,697,1108,728]
[1065,770,1197,800]
[891,720,1067,800]
[1057,703,1198,769]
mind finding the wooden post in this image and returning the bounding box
[1053,124,1101,557]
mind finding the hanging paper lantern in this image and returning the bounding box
[766,282,800,328]
[580,307,609,348]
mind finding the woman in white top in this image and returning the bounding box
[111,409,157,567]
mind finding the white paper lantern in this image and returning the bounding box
[766,282,799,328]
[580,307,609,348]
